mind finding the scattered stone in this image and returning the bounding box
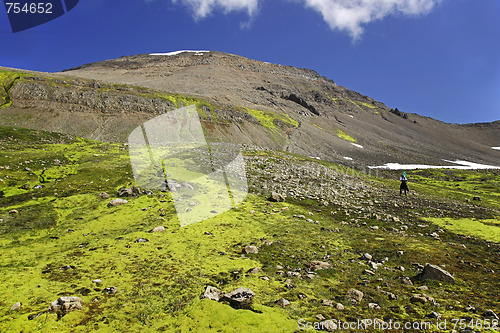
[316,314,325,321]
[319,320,337,332]
[308,261,332,270]
[321,299,334,306]
[275,298,290,307]
[243,245,258,254]
[92,279,102,284]
[427,311,442,319]
[346,288,363,303]
[151,226,165,233]
[368,303,381,309]
[221,287,255,309]
[131,186,141,195]
[363,269,376,276]
[472,196,481,201]
[335,303,345,310]
[410,294,435,304]
[118,187,133,197]
[416,263,455,284]
[100,192,110,199]
[269,192,286,202]
[360,253,372,261]
[9,210,18,214]
[247,267,261,274]
[464,305,476,313]
[201,286,224,301]
[108,199,128,207]
[48,297,83,318]
[135,238,149,243]
[33,185,44,190]
[417,286,429,291]
[204,231,213,236]
[10,302,21,311]
[259,276,270,281]
[20,184,30,190]
[103,287,117,295]
[397,276,414,285]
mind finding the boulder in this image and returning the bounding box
[416,263,455,284]
[10,302,21,311]
[151,226,165,233]
[269,192,286,202]
[108,199,128,207]
[221,287,255,309]
[243,245,259,254]
[48,297,83,318]
[201,286,224,301]
[275,298,290,307]
[346,288,363,303]
[308,261,332,270]
[118,187,133,197]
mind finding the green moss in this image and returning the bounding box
[312,124,323,131]
[426,217,500,242]
[335,129,357,143]
[358,102,377,109]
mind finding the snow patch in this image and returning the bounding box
[150,50,210,56]
[351,143,363,149]
[492,147,500,150]
[369,160,500,170]
[343,157,353,161]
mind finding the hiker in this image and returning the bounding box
[400,172,409,196]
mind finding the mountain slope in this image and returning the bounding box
[1,51,499,169]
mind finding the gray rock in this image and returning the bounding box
[222,287,255,308]
[319,320,338,332]
[275,298,290,307]
[103,287,117,295]
[368,303,381,309]
[100,192,110,199]
[118,187,133,197]
[48,297,83,317]
[321,299,334,306]
[427,311,441,319]
[108,199,128,207]
[308,261,332,270]
[416,263,455,284]
[201,286,224,301]
[135,238,149,243]
[243,245,258,254]
[151,226,165,233]
[10,302,21,311]
[92,279,102,284]
[410,294,435,304]
[346,288,363,303]
[361,253,372,261]
[335,303,345,310]
[270,192,286,202]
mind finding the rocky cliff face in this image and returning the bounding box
[1,51,499,168]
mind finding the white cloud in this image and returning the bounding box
[303,0,441,40]
[172,0,259,19]
[164,0,440,40]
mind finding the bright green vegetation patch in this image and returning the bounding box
[358,102,376,109]
[0,70,22,108]
[407,169,500,210]
[426,217,500,242]
[335,129,357,143]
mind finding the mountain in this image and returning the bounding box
[1,50,499,169]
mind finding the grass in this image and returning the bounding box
[0,126,499,332]
[425,218,500,243]
[335,129,357,143]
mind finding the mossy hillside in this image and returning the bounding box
[425,217,500,243]
[0,70,22,108]
[0,126,499,332]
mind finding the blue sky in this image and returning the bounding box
[1,0,499,124]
